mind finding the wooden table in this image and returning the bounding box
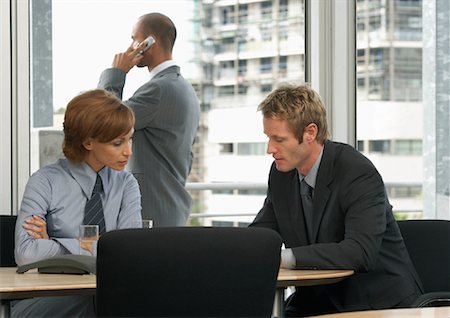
[0,267,95,300]
[310,306,450,317]
[0,267,353,318]
[273,268,354,318]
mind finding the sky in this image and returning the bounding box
[51,0,196,110]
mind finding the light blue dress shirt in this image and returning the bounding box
[14,158,142,266]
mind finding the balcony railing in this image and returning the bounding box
[186,182,424,223]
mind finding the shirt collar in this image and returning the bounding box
[64,159,110,199]
[149,60,177,80]
[299,147,324,189]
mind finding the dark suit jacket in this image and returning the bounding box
[250,141,423,312]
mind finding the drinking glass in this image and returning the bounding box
[133,219,153,229]
[79,225,99,256]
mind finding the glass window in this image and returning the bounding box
[238,60,247,76]
[261,84,273,93]
[237,142,266,155]
[218,37,235,54]
[238,4,248,24]
[260,57,273,73]
[211,220,234,227]
[357,140,365,152]
[220,6,235,25]
[369,15,381,32]
[279,24,289,40]
[395,140,422,155]
[387,185,422,199]
[369,140,391,153]
[29,0,199,174]
[279,56,288,70]
[238,189,266,195]
[219,143,234,154]
[218,61,235,79]
[20,0,450,225]
[218,85,235,97]
[261,1,272,20]
[279,0,288,19]
[25,0,306,226]
[238,84,248,95]
[356,0,450,219]
[260,23,272,42]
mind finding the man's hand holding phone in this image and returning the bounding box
[136,36,155,56]
[111,36,155,73]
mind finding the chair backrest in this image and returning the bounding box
[0,215,17,267]
[397,219,450,293]
[96,226,282,317]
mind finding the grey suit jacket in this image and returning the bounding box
[250,141,423,311]
[98,65,200,226]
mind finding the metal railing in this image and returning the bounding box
[186,182,424,222]
[186,182,266,222]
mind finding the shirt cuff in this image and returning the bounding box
[281,248,296,269]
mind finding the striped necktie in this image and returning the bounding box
[84,174,106,234]
[300,179,314,241]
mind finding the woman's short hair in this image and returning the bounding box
[257,83,330,144]
[62,89,135,163]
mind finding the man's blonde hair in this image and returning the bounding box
[258,83,330,144]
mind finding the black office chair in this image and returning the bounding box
[397,219,450,307]
[96,226,282,317]
[0,215,17,267]
[0,215,17,318]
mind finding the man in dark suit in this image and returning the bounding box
[249,84,423,317]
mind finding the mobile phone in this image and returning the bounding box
[138,36,155,56]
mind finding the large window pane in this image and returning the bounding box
[203,0,305,225]
[29,0,306,226]
[30,0,198,171]
[357,0,450,220]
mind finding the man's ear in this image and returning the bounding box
[82,138,94,151]
[304,123,318,142]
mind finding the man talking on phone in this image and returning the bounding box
[98,12,200,227]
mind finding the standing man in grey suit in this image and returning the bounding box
[98,12,200,226]
[249,84,423,316]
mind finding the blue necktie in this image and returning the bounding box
[300,179,314,240]
[84,174,106,234]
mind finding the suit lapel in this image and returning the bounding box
[311,141,334,242]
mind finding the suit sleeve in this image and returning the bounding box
[98,67,126,99]
[98,67,161,130]
[249,164,279,232]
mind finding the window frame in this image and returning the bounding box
[306,0,356,145]
[5,0,30,215]
[0,0,12,214]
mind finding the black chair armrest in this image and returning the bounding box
[412,292,450,307]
